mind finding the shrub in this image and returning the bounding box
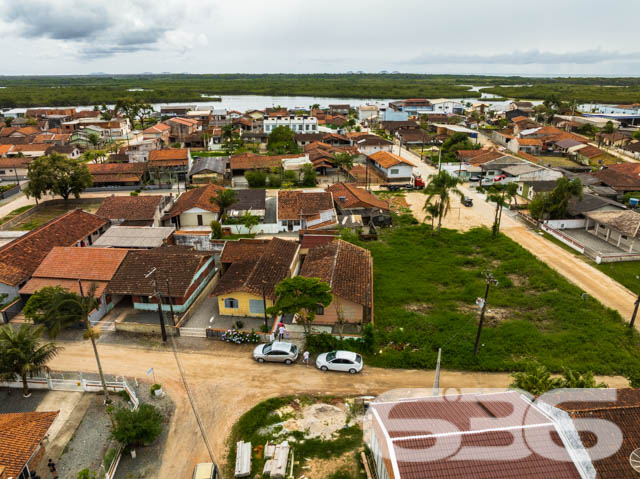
[268,173,282,187]
[150,383,162,394]
[210,220,222,239]
[245,169,267,187]
[232,320,244,330]
[305,332,366,355]
[220,329,260,344]
[103,447,117,470]
[111,403,164,447]
[77,469,97,479]
[129,191,139,196]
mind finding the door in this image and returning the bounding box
[197,214,203,226]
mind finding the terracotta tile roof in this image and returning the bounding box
[327,182,389,211]
[88,162,145,184]
[10,143,49,153]
[229,152,288,171]
[511,115,529,122]
[212,237,299,299]
[592,163,640,190]
[467,150,507,166]
[0,210,108,286]
[300,239,372,307]
[354,135,394,147]
[0,144,14,156]
[148,148,189,167]
[371,391,584,479]
[516,138,543,146]
[575,145,605,158]
[107,247,213,297]
[220,239,270,265]
[143,122,171,134]
[299,233,337,249]
[517,151,543,164]
[456,149,486,159]
[558,389,640,478]
[368,151,415,169]
[0,411,59,478]
[277,190,335,221]
[96,195,164,222]
[167,117,199,127]
[163,184,224,219]
[0,156,30,168]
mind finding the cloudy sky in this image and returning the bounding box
[1,0,639,76]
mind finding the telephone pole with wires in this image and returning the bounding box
[145,268,167,342]
[474,271,499,357]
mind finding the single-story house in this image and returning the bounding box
[584,209,640,253]
[0,209,108,304]
[367,151,416,181]
[575,145,618,166]
[87,162,147,187]
[92,226,175,249]
[188,156,228,184]
[517,180,557,200]
[507,137,543,155]
[162,184,225,229]
[95,195,170,226]
[553,138,586,154]
[0,411,59,479]
[212,237,300,318]
[591,163,640,195]
[19,246,129,322]
[148,148,190,180]
[567,193,627,218]
[327,182,390,224]
[226,189,266,219]
[354,135,394,156]
[0,156,30,181]
[229,152,283,177]
[396,129,430,146]
[107,246,215,314]
[277,190,338,232]
[299,239,373,326]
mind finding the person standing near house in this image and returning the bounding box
[47,459,58,479]
[278,324,286,341]
[303,350,310,367]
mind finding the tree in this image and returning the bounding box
[422,203,440,230]
[267,126,301,154]
[267,276,333,336]
[110,403,164,447]
[487,183,518,237]
[25,153,93,203]
[245,170,268,187]
[82,150,107,164]
[87,132,101,149]
[23,286,83,338]
[560,368,607,389]
[210,188,237,219]
[633,130,640,141]
[530,177,583,223]
[0,323,61,397]
[333,152,355,180]
[440,132,479,162]
[135,103,154,129]
[603,120,615,134]
[4,117,12,127]
[300,163,317,187]
[210,220,222,239]
[423,171,464,233]
[240,211,260,234]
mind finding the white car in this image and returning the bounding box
[316,350,363,374]
[192,463,219,479]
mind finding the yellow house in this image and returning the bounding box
[212,237,300,317]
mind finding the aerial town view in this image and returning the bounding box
[2,1,640,478]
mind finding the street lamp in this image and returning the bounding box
[473,271,499,357]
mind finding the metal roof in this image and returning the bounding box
[92,226,175,248]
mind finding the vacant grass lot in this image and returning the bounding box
[357,225,640,375]
[533,155,583,168]
[11,201,102,230]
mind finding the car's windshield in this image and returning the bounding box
[263,344,272,354]
[326,351,336,361]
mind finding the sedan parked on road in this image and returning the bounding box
[253,341,298,364]
[316,350,363,374]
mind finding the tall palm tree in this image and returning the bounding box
[423,171,464,233]
[0,324,61,397]
[210,188,237,220]
[51,282,111,404]
[423,203,440,231]
[488,182,518,237]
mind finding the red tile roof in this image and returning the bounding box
[87,162,146,184]
[299,239,372,307]
[576,145,606,158]
[592,163,640,190]
[143,122,171,134]
[299,233,337,250]
[368,151,415,169]
[0,411,59,479]
[0,210,108,286]
[277,190,335,221]
[148,148,189,166]
[327,182,389,211]
[95,195,164,222]
[163,184,225,219]
[230,152,292,171]
[220,239,270,265]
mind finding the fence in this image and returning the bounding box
[540,224,586,254]
[1,297,24,323]
[0,183,21,199]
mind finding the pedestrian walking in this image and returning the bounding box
[278,325,286,341]
[47,458,58,479]
[303,350,310,367]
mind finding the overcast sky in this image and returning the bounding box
[1,0,639,76]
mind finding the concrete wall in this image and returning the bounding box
[544,219,586,230]
[115,321,179,336]
[180,209,219,228]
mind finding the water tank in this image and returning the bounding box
[630,198,639,207]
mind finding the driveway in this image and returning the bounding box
[48,338,629,478]
[398,145,638,324]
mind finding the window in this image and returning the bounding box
[390,168,399,174]
[224,298,239,309]
[316,305,324,315]
[197,214,203,226]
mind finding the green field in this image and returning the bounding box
[2,74,640,107]
[350,225,640,375]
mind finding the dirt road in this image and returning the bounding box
[48,339,628,478]
[400,147,638,323]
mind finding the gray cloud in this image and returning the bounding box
[408,49,640,65]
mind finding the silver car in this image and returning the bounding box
[253,341,298,364]
[316,350,363,374]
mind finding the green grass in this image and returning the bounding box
[594,262,640,296]
[226,396,363,478]
[534,155,583,168]
[11,202,102,230]
[0,204,34,225]
[348,225,640,375]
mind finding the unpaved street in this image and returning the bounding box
[48,339,628,478]
[399,147,638,324]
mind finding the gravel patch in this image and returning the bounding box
[114,381,176,479]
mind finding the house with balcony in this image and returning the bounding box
[263,115,318,134]
[277,190,337,232]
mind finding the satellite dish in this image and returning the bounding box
[630,448,640,473]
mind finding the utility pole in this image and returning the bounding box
[473,272,499,357]
[262,282,269,332]
[630,293,640,330]
[166,278,175,326]
[437,147,442,173]
[432,348,441,396]
[145,268,168,342]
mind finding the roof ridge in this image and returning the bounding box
[569,403,640,413]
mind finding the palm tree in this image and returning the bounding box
[423,203,440,231]
[0,324,61,397]
[423,171,464,233]
[87,132,101,150]
[488,182,518,237]
[333,152,355,181]
[210,188,237,220]
[51,282,111,403]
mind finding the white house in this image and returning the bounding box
[355,136,394,156]
[367,151,416,180]
[430,99,465,115]
[264,115,318,134]
[358,105,379,121]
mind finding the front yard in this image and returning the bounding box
[351,225,640,375]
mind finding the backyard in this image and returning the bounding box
[348,224,640,375]
[531,155,583,168]
[10,201,102,230]
[226,395,366,479]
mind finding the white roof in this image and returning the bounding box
[520,127,542,136]
[335,350,357,360]
[92,226,175,248]
[271,341,294,352]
